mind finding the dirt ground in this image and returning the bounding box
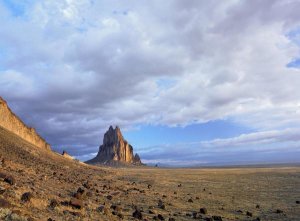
[0,126,299,221]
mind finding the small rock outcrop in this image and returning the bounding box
[86,126,142,165]
[0,97,50,150]
[62,150,74,160]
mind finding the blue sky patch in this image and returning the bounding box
[2,0,29,17]
[124,120,254,149]
[156,77,177,90]
[287,58,300,68]
[286,26,300,69]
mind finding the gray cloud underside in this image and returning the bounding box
[0,0,300,163]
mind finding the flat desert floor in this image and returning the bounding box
[113,166,300,221]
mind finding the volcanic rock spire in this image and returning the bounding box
[86,126,142,165]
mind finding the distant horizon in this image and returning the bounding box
[1,0,300,166]
[145,161,300,168]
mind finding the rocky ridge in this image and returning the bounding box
[0,97,50,150]
[86,126,142,166]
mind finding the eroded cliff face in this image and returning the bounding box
[86,126,142,165]
[0,97,51,150]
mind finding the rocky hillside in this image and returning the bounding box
[86,126,142,166]
[0,125,110,220]
[0,97,50,150]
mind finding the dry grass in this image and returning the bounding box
[115,167,300,220]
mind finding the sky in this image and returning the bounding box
[0,0,300,166]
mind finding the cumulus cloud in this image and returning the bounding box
[0,0,300,163]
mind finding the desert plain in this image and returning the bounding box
[0,126,299,221]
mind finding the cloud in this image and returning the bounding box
[201,128,300,148]
[0,0,300,163]
[139,128,300,165]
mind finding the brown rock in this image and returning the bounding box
[74,187,85,199]
[60,201,69,206]
[111,204,121,212]
[98,205,109,215]
[200,208,207,214]
[133,209,143,219]
[69,198,83,209]
[83,182,91,189]
[0,187,5,195]
[85,126,142,165]
[4,175,15,185]
[0,198,11,208]
[246,211,253,217]
[21,192,33,203]
[74,192,82,199]
[157,214,165,220]
[212,216,222,221]
[0,172,6,179]
[49,199,59,209]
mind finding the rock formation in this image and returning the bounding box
[0,97,51,150]
[86,126,142,165]
[62,150,74,160]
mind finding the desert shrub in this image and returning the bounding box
[0,208,27,221]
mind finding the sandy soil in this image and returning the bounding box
[0,126,299,221]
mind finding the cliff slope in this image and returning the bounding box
[0,97,50,150]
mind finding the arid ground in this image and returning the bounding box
[0,126,299,221]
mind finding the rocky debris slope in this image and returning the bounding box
[0,97,50,150]
[86,126,142,166]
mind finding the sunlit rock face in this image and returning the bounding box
[86,126,142,165]
[0,97,51,150]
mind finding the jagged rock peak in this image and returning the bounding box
[103,125,124,146]
[86,125,142,166]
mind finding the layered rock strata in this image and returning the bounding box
[0,97,50,150]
